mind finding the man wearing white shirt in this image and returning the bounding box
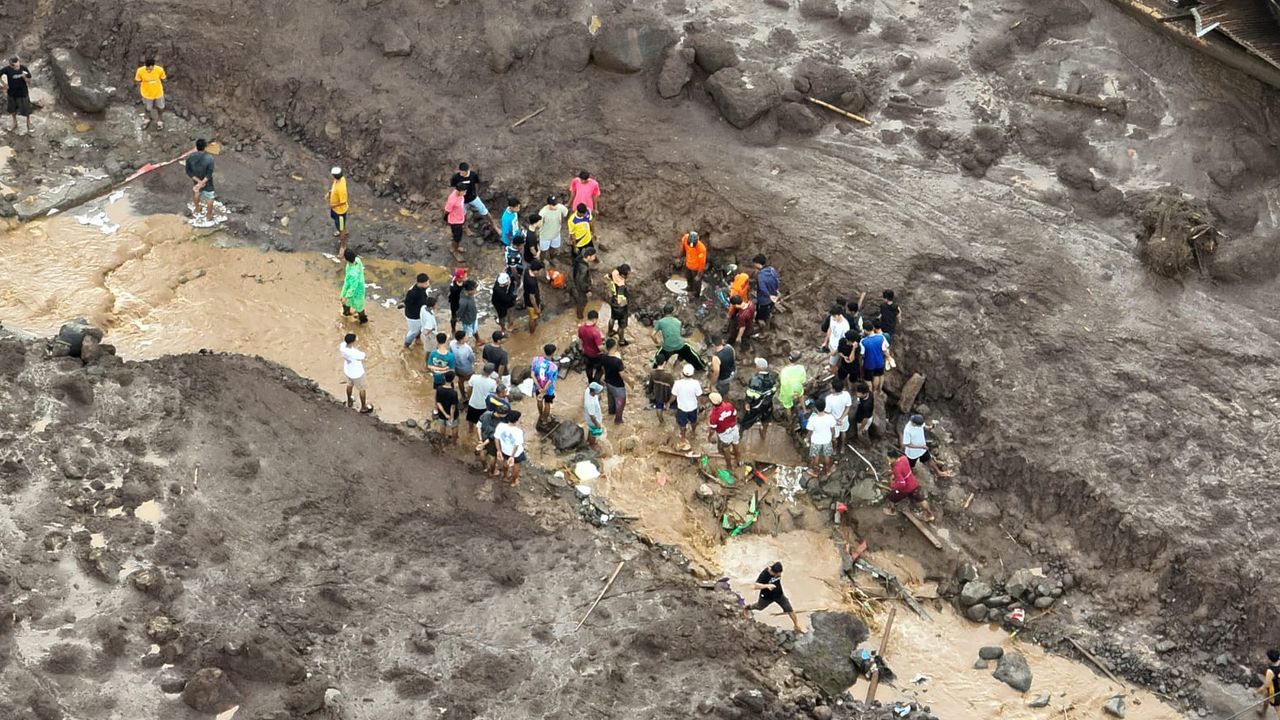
[823,378,853,452]
[806,397,837,478]
[902,414,954,478]
[668,364,703,452]
[340,333,372,414]
[495,410,527,486]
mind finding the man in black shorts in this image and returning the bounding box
[2,57,33,133]
[852,381,875,441]
[475,403,508,476]
[745,562,804,633]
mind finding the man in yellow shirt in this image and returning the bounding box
[329,166,350,252]
[134,57,167,129]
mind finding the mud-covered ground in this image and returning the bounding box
[3,0,1280,715]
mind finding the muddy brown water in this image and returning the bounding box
[0,199,1184,718]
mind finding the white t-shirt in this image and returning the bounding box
[826,316,850,352]
[808,412,838,445]
[902,423,927,459]
[671,378,703,412]
[467,374,497,410]
[420,307,438,332]
[584,390,603,424]
[538,203,569,241]
[340,342,366,379]
[495,423,525,457]
[824,390,852,423]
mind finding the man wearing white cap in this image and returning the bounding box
[668,364,703,452]
[328,166,350,253]
[584,382,606,450]
[491,272,518,335]
[707,392,741,469]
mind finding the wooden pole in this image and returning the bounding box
[576,561,625,631]
[865,606,897,702]
[901,511,943,550]
[511,106,547,129]
[1026,86,1126,115]
[805,96,873,125]
[1066,636,1126,688]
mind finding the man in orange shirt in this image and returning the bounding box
[134,57,167,129]
[676,231,707,299]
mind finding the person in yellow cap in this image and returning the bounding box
[134,57,167,130]
[329,166,350,253]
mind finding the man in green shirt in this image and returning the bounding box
[650,304,706,371]
[778,350,807,417]
[340,248,368,324]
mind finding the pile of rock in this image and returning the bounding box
[953,564,1070,624]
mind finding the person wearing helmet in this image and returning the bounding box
[328,166,349,253]
[676,231,708,299]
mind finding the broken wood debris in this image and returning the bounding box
[1027,86,1127,115]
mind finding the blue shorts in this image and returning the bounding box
[199,190,215,201]
[676,408,698,428]
[330,210,347,231]
[466,197,489,216]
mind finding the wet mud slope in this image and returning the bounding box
[0,340,888,720]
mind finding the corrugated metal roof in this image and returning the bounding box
[1193,0,1280,71]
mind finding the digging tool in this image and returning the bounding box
[1221,691,1279,720]
[865,606,897,702]
[576,560,625,631]
[806,96,873,125]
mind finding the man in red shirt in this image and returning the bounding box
[885,448,935,522]
[578,310,605,384]
[727,294,756,350]
[706,392,741,470]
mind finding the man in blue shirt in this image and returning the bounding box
[500,197,522,246]
[859,321,890,394]
[531,344,560,427]
[753,254,780,327]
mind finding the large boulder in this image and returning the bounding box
[958,580,992,607]
[590,13,676,74]
[799,0,840,19]
[705,68,781,129]
[657,46,695,98]
[688,34,739,74]
[542,22,593,72]
[48,48,111,113]
[552,421,585,452]
[1004,568,1038,600]
[182,667,242,714]
[993,651,1033,692]
[788,612,869,695]
[56,318,103,358]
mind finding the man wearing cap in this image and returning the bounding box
[676,231,708,299]
[584,382,606,450]
[569,245,599,320]
[329,166,350,252]
[607,264,631,346]
[491,273,517,335]
[747,562,805,633]
[538,195,569,266]
[778,351,807,420]
[482,330,511,386]
[651,305,706,371]
[741,358,777,445]
[401,273,432,348]
[903,414,954,478]
[668,364,703,452]
[707,392,741,470]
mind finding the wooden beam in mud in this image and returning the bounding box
[901,511,944,550]
[1065,636,1127,689]
[865,606,897,703]
[1027,86,1127,115]
[576,561,625,631]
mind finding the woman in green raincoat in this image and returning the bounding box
[340,248,367,323]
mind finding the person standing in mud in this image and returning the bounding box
[821,303,851,371]
[652,305,706,371]
[805,397,837,479]
[500,197,522,247]
[885,448,935,522]
[677,231,708,299]
[433,371,460,445]
[134,57,167,130]
[707,391,741,470]
[465,363,498,437]
[449,330,475,394]
[523,259,544,335]
[727,294,756,350]
[584,382,606,450]
[184,138,217,225]
[537,195,569,267]
[601,338,628,424]
[475,402,507,475]
[607,264,631,346]
[328,166,350,253]
[707,333,735,397]
[747,562,804,634]
[427,332,455,389]
[824,378,853,452]
[852,381,875,442]
[401,273,431,348]
[578,310,606,384]
[449,162,499,236]
[339,248,368,324]
[569,245,599,320]
[569,170,601,216]
[567,203,595,256]
[447,268,467,333]
[778,351,807,423]
[532,344,560,427]
[669,364,703,452]
[753,255,780,329]
[902,414,955,478]
[482,330,511,387]
[457,280,479,339]
[836,328,861,386]
[494,410,527,486]
[859,321,890,394]
[879,289,900,344]
[339,333,373,414]
[491,273,517,336]
[444,185,467,262]
[2,57,33,134]
[740,358,777,446]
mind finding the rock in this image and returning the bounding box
[978,646,1004,660]
[788,612,869,695]
[1215,653,1230,667]
[590,12,676,74]
[799,0,840,19]
[955,563,977,583]
[1062,572,1076,590]
[705,68,781,129]
[1103,695,1126,718]
[657,46,695,99]
[898,373,925,412]
[764,0,790,7]
[79,335,104,364]
[993,651,1033,692]
[373,22,413,56]
[811,706,833,720]
[740,109,780,146]
[158,667,187,694]
[48,48,111,113]
[553,422,585,452]
[688,34,739,74]
[959,580,992,607]
[542,22,593,72]
[1155,639,1176,653]
[145,616,179,643]
[1005,568,1037,600]
[839,5,873,33]
[285,676,330,715]
[182,667,242,714]
[1033,596,1055,609]
[965,603,989,622]
[973,658,989,670]
[57,319,104,358]
[1027,694,1051,708]
[81,546,119,583]
[776,102,823,134]
[985,594,1012,608]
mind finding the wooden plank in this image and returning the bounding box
[1066,636,1126,688]
[864,606,897,703]
[902,511,943,550]
[576,561,625,631]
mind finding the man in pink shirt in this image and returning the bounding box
[569,170,601,215]
[444,185,466,262]
[578,309,606,385]
[885,448,935,521]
